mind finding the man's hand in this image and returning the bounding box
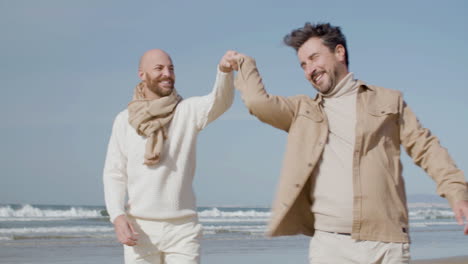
[219,50,243,73]
[453,200,468,235]
[113,214,139,246]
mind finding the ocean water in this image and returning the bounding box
[0,203,466,263]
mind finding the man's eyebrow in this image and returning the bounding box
[300,52,318,68]
[308,52,318,59]
[153,64,174,67]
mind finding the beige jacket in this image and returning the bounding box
[235,56,468,243]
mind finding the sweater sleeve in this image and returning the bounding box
[193,68,234,131]
[103,112,128,223]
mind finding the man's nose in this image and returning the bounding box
[304,64,315,78]
[162,67,171,77]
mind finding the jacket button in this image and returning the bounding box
[308,163,312,167]
[381,110,385,114]
[295,184,301,188]
[306,110,310,114]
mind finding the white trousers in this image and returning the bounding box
[309,230,410,264]
[124,215,202,264]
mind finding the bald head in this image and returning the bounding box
[139,49,173,72]
[138,49,176,99]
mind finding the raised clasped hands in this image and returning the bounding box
[219,50,245,73]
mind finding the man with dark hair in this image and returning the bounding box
[103,49,238,264]
[284,22,349,67]
[224,23,468,263]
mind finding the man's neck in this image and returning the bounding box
[335,69,350,85]
[324,71,356,98]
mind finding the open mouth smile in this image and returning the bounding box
[311,71,324,83]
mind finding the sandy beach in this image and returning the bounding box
[412,256,468,264]
[1,235,467,264]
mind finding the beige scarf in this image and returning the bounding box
[128,82,182,166]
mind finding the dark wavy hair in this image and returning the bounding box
[283,22,349,67]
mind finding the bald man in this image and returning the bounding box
[103,50,238,264]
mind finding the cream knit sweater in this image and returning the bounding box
[103,69,234,222]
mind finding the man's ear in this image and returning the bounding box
[334,44,346,63]
[138,71,145,81]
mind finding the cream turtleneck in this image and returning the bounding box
[310,72,359,233]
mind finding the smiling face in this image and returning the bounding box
[138,49,175,99]
[297,37,348,94]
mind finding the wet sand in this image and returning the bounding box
[412,256,468,264]
[1,236,466,263]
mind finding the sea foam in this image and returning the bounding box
[0,226,113,235]
[0,204,103,219]
[198,208,270,218]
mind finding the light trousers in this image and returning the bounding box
[309,230,410,264]
[124,215,202,264]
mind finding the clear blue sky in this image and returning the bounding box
[1,0,467,206]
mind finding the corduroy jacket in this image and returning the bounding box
[235,56,468,243]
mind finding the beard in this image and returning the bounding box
[311,65,340,95]
[145,76,175,98]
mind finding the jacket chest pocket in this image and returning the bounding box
[296,105,323,123]
[365,103,400,140]
[367,103,398,117]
